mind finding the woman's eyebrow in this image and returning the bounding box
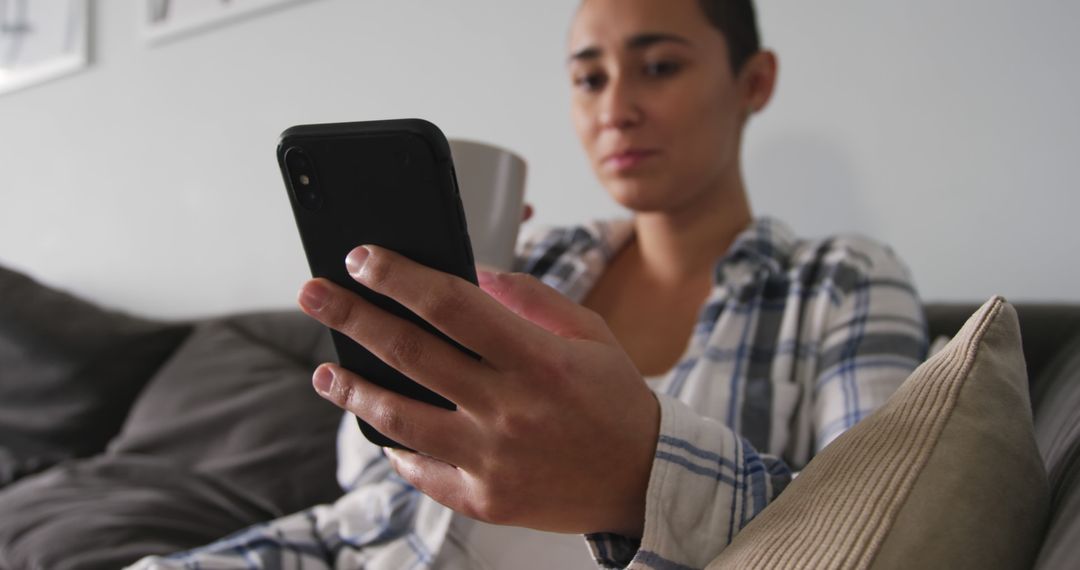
[568,32,694,64]
[626,32,693,50]
[568,46,603,63]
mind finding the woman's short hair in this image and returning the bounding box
[697,0,761,74]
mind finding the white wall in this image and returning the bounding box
[1,0,1077,319]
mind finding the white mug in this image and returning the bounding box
[448,139,527,272]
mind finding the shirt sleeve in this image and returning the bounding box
[809,237,928,452]
[585,395,792,569]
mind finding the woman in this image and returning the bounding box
[133,0,926,568]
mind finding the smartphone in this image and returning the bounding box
[277,119,477,449]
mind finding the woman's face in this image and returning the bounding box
[568,0,758,214]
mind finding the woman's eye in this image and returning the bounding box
[644,61,681,78]
[573,72,607,92]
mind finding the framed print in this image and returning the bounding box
[0,0,89,96]
[141,0,317,45]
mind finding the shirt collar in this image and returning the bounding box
[715,217,799,279]
[571,216,798,295]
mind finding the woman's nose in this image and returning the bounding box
[598,78,643,130]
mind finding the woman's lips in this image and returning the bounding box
[603,149,659,172]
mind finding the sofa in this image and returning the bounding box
[920,303,1080,569]
[0,263,1077,568]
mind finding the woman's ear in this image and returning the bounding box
[739,50,779,116]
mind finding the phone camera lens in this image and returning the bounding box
[300,190,322,210]
[285,146,322,211]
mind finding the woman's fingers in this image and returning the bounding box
[313,364,474,466]
[299,278,493,408]
[478,270,613,343]
[383,449,472,513]
[384,448,517,526]
[344,246,558,368]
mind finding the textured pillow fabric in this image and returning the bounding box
[707,297,1049,570]
[0,265,191,486]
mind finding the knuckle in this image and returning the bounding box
[505,272,540,293]
[513,333,562,372]
[362,252,394,290]
[468,487,520,525]
[327,377,355,409]
[490,412,518,440]
[422,281,466,324]
[583,309,607,334]
[384,329,425,370]
[542,348,576,382]
[371,400,410,441]
[491,409,535,441]
[337,298,368,337]
[459,498,487,522]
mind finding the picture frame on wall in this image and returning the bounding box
[0,0,89,96]
[141,0,318,45]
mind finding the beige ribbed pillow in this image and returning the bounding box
[708,297,1050,570]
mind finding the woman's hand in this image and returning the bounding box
[297,245,659,537]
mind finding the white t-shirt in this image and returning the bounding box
[444,518,596,570]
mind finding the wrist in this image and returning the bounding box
[601,390,660,538]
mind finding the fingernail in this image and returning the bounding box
[346,246,371,278]
[313,366,334,395]
[477,270,496,286]
[299,281,329,312]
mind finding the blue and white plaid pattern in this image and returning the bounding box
[130,218,926,570]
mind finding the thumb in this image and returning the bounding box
[478,271,609,342]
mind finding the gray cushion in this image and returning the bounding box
[0,455,277,570]
[925,303,1080,390]
[107,312,341,507]
[0,265,190,486]
[0,311,344,568]
[1032,333,1080,569]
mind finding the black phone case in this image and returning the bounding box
[277,119,477,449]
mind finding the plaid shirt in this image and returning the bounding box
[130,217,927,570]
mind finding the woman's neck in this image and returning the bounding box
[630,180,752,287]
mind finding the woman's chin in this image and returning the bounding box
[603,179,684,214]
